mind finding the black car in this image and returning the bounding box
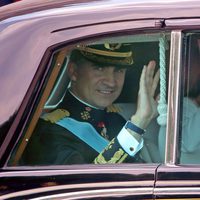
[1,0,200,199]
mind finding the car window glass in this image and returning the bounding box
[179,33,200,164]
[8,32,171,166]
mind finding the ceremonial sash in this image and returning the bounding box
[56,117,109,153]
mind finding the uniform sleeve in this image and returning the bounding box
[94,125,144,164]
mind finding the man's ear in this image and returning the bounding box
[67,62,78,81]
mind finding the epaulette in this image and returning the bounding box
[41,109,70,123]
[106,104,121,113]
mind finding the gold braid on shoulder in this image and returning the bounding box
[41,109,70,123]
[106,104,121,113]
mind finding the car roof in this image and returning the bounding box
[1,0,200,23]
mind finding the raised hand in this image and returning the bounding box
[131,60,160,129]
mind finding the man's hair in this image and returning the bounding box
[69,49,87,66]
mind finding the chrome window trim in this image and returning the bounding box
[154,186,200,196]
[165,30,183,164]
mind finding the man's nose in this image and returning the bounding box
[102,70,116,87]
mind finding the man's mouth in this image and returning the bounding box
[97,89,114,94]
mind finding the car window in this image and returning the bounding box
[179,32,200,164]
[8,32,171,166]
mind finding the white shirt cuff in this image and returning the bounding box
[117,126,144,157]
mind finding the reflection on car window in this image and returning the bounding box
[9,33,171,166]
[179,33,200,164]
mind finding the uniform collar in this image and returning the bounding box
[58,90,106,125]
[68,90,103,110]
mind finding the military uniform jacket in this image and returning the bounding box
[21,91,140,165]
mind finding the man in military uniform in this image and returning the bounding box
[21,43,159,165]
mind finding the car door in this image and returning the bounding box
[0,1,191,199]
[0,31,162,200]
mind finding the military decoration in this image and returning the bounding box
[97,121,108,140]
[80,107,91,120]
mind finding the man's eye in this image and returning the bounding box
[115,69,125,73]
[98,67,103,71]
[94,66,103,71]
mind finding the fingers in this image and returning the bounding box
[136,60,159,125]
[146,60,155,88]
[151,69,160,96]
[145,60,159,96]
[139,60,159,97]
[139,65,147,93]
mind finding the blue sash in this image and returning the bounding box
[56,117,109,153]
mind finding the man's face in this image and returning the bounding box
[69,59,127,109]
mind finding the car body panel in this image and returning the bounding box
[155,165,200,198]
[1,0,200,22]
[0,164,158,199]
